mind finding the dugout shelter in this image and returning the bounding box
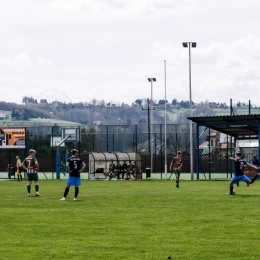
[188,114,260,180]
[88,152,141,179]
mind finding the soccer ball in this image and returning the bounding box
[233,189,236,194]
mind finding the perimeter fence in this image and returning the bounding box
[0,123,242,179]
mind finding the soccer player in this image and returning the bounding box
[223,150,260,195]
[169,151,183,188]
[60,149,86,201]
[21,149,40,197]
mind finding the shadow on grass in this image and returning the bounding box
[233,194,260,198]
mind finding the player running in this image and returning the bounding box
[169,151,183,188]
[223,150,260,195]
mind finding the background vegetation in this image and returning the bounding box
[1,99,259,127]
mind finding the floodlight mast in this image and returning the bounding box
[147,78,156,173]
[182,42,196,180]
[164,60,167,179]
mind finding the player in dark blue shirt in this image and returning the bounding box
[223,150,260,195]
[60,149,86,201]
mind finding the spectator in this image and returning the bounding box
[16,155,22,181]
[252,156,259,166]
[105,159,115,180]
[132,161,137,179]
[121,160,128,180]
[6,164,10,173]
[60,161,67,176]
[112,160,121,180]
[126,161,134,180]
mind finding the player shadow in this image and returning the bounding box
[234,194,260,198]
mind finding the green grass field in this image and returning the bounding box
[1,180,260,260]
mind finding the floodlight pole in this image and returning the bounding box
[183,42,196,180]
[164,60,167,179]
[148,78,156,173]
[142,99,154,170]
[118,118,126,151]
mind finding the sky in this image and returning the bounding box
[1,0,260,106]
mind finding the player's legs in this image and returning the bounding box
[74,186,79,199]
[60,185,71,200]
[27,180,32,196]
[174,170,180,188]
[250,174,258,184]
[33,174,40,196]
[74,177,81,200]
[237,175,257,185]
[60,177,76,200]
[229,183,234,194]
[229,176,240,194]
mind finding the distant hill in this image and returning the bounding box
[0,101,259,126]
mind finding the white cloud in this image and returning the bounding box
[38,58,53,66]
[1,0,260,107]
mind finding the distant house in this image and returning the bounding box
[199,130,234,154]
[40,99,48,104]
[92,121,101,125]
[51,101,63,107]
[22,96,37,105]
[0,113,8,119]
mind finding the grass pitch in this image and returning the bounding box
[1,180,260,260]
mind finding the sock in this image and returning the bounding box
[176,181,179,186]
[64,187,70,197]
[251,174,258,183]
[230,185,233,194]
[35,185,39,192]
[75,187,79,198]
[27,185,31,194]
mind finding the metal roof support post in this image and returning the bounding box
[258,123,260,167]
[196,124,200,180]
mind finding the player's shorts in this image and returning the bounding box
[230,175,251,184]
[67,177,81,186]
[27,173,39,182]
[173,169,181,175]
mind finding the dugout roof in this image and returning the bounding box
[188,114,260,139]
[188,114,260,180]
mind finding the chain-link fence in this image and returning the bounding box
[0,123,245,179]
